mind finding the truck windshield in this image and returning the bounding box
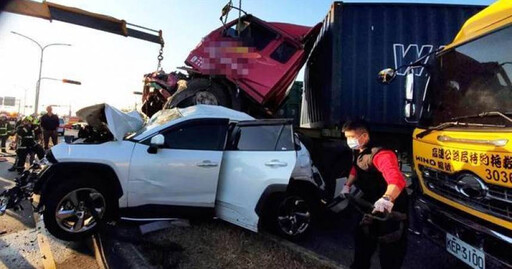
[224,19,277,51]
[420,25,512,128]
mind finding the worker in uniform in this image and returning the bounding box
[8,117,22,151]
[7,117,22,171]
[29,116,42,164]
[0,114,9,153]
[341,120,408,269]
[7,116,45,173]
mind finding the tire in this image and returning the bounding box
[43,176,117,241]
[264,192,314,241]
[182,78,230,107]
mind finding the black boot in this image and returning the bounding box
[7,166,16,172]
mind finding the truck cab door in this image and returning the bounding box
[215,120,297,232]
[127,118,229,218]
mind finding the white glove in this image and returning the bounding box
[341,184,351,197]
[372,197,394,213]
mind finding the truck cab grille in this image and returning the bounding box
[419,165,512,222]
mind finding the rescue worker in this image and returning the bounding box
[7,117,22,171]
[341,120,408,269]
[0,114,9,153]
[30,116,43,164]
[7,116,45,173]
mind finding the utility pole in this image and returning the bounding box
[11,31,71,115]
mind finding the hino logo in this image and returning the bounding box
[393,44,442,77]
[455,174,488,200]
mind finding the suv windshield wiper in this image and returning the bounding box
[416,121,506,139]
[450,111,512,123]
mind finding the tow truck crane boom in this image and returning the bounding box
[2,0,164,45]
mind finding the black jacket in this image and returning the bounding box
[40,114,60,131]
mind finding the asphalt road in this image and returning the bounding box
[0,152,98,269]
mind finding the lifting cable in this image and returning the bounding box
[125,22,165,71]
[157,42,164,71]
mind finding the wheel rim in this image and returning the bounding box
[277,196,311,236]
[194,91,219,105]
[55,188,106,233]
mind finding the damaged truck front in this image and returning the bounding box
[141,4,321,118]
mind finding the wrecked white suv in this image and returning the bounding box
[34,104,324,241]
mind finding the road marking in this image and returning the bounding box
[34,211,56,269]
[37,233,56,269]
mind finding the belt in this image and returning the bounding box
[23,136,34,138]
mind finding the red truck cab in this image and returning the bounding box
[142,14,320,117]
[185,15,321,109]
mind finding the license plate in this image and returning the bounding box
[446,233,485,269]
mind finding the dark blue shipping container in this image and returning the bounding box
[301,2,483,132]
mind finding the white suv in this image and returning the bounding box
[34,104,324,241]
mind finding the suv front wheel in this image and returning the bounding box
[43,178,115,241]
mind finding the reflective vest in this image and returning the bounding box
[17,125,39,148]
[0,121,8,136]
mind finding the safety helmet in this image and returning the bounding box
[0,113,7,119]
[23,115,33,123]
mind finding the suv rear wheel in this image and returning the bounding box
[265,193,314,240]
[43,177,116,241]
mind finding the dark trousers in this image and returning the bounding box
[43,130,58,150]
[351,220,408,269]
[14,145,45,171]
[0,135,6,152]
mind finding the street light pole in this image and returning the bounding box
[11,31,71,115]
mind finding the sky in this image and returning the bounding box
[0,0,495,116]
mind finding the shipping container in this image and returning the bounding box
[301,2,483,132]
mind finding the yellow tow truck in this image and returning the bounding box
[378,0,512,268]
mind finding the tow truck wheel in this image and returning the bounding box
[43,177,116,241]
[265,193,313,240]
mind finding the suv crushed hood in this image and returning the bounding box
[76,103,144,141]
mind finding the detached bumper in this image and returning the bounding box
[415,196,512,268]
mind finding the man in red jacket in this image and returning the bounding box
[341,120,408,269]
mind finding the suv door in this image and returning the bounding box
[127,118,229,215]
[215,120,297,231]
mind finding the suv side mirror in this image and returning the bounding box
[404,68,417,121]
[377,68,397,85]
[148,134,165,154]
